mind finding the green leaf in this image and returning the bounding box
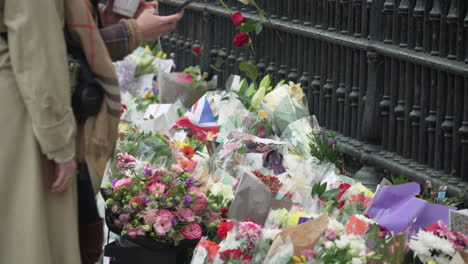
[319,188,341,202]
[255,23,263,35]
[245,82,257,97]
[239,61,259,81]
[240,20,258,33]
[236,79,248,94]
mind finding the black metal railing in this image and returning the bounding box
[158,0,468,202]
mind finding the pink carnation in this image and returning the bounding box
[119,214,131,223]
[177,208,195,222]
[113,178,134,191]
[180,223,202,240]
[188,186,207,214]
[148,182,166,195]
[127,226,145,238]
[239,221,262,244]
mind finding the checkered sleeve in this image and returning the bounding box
[99,23,130,61]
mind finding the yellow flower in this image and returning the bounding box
[206,131,217,141]
[291,255,307,264]
[145,45,152,53]
[118,123,130,133]
[355,183,374,198]
[174,141,189,150]
[289,82,304,103]
[259,111,268,119]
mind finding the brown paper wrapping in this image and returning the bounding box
[264,213,329,263]
[449,250,468,264]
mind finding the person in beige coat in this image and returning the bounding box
[0,0,81,263]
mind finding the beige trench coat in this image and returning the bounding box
[0,0,81,263]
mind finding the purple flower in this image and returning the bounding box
[172,218,178,227]
[183,195,193,206]
[327,140,336,148]
[185,177,195,187]
[111,178,119,187]
[144,167,153,177]
[257,125,267,138]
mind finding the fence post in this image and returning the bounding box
[353,0,385,189]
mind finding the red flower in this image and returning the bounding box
[217,221,234,239]
[426,224,441,234]
[336,182,352,200]
[220,207,229,219]
[219,249,245,261]
[231,11,245,27]
[243,255,253,262]
[338,200,346,209]
[120,104,128,118]
[128,196,145,209]
[234,33,250,48]
[192,45,202,57]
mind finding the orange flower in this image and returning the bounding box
[181,145,194,159]
[180,159,195,171]
[199,240,220,260]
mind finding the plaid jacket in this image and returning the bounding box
[100,18,141,61]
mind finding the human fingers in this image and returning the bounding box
[51,166,68,194]
[160,10,184,24]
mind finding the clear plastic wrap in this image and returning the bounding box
[158,71,217,108]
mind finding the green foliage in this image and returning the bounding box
[391,174,409,185]
[420,170,466,207]
[308,129,344,170]
[239,20,258,33]
[116,129,173,167]
[239,61,259,81]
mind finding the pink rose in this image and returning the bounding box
[177,208,195,222]
[324,229,339,240]
[148,182,166,195]
[157,209,174,219]
[153,218,173,236]
[119,214,131,223]
[192,195,206,214]
[189,186,207,214]
[127,226,145,238]
[113,178,134,191]
[171,163,184,174]
[180,223,202,240]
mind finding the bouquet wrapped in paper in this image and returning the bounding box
[159,66,218,108]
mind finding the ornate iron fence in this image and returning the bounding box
[157,0,468,201]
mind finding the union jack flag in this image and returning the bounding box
[173,95,219,141]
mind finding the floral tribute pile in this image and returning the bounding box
[103,3,468,263]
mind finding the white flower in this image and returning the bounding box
[335,238,349,249]
[262,227,281,240]
[352,258,363,264]
[354,214,377,225]
[409,230,456,264]
[210,182,234,204]
[323,241,333,249]
[327,218,345,233]
[266,209,290,227]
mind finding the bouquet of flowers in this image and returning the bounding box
[311,231,381,264]
[408,220,468,264]
[102,149,223,247]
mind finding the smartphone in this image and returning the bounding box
[171,0,195,13]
